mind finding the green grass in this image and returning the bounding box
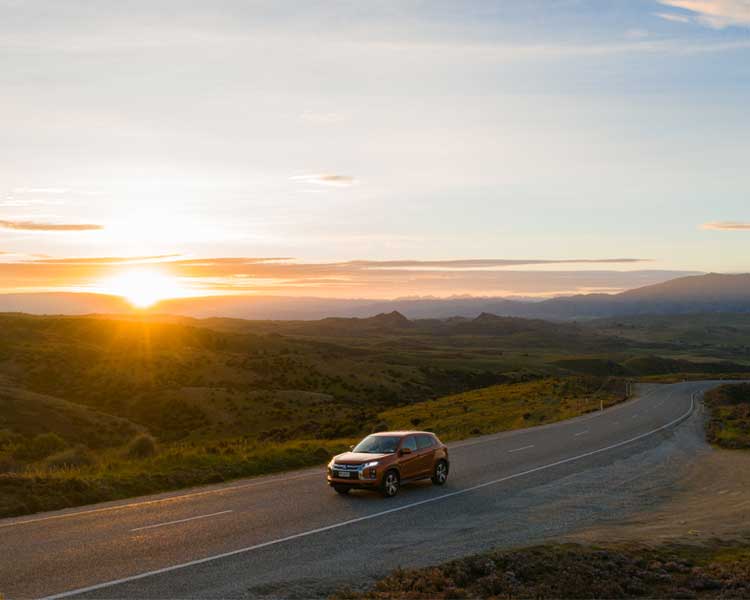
[378,377,627,442]
[0,437,353,518]
[704,383,750,449]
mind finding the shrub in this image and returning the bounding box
[44,445,94,470]
[125,433,158,459]
[15,432,67,460]
[0,453,22,473]
[0,429,22,449]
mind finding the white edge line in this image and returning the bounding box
[130,510,233,532]
[41,392,697,600]
[508,445,534,453]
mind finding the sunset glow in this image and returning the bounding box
[99,269,187,308]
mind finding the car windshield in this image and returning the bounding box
[353,435,401,454]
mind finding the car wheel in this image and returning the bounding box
[333,485,350,495]
[381,470,400,498]
[431,460,449,485]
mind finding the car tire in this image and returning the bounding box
[431,460,449,485]
[381,470,400,498]
[333,485,350,495]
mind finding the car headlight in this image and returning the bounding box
[363,461,379,468]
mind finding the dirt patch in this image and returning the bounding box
[570,446,750,544]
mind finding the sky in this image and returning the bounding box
[1,0,748,302]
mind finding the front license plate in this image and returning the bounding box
[337,471,351,478]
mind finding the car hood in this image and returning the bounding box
[333,452,391,464]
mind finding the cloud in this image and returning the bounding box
[0,254,690,299]
[0,220,103,231]
[624,28,650,39]
[654,11,694,23]
[657,1,750,28]
[702,221,750,230]
[289,174,357,187]
[33,254,182,264]
[12,188,70,195]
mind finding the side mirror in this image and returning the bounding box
[399,447,412,456]
[349,445,355,451]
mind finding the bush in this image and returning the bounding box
[44,445,94,470]
[0,454,22,473]
[0,429,22,450]
[15,432,67,460]
[125,433,158,459]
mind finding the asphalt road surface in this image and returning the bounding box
[0,381,718,599]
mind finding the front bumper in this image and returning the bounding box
[326,476,379,488]
[327,463,381,486]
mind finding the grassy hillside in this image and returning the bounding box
[379,377,627,442]
[704,383,750,449]
[0,385,141,449]
[1,311,749,517]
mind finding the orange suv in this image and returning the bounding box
[327,431,449,497]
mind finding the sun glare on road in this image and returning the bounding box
[100,269,187,308]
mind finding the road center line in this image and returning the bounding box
[41,392,697,600]
[573,430,589,437]
[130,511,233,532]
[508,445,534,453]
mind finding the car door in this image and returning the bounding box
[415,434,437,476]
[398,435,420,479]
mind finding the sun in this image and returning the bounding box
[100,269,187,308]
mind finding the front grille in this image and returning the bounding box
[331,463,363,479]
[332,463,362,471]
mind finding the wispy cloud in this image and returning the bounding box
[0,220,103,231]
[33,254,182,264]
[12,188,70,195]
[658,1,750,28]
[0,254,692,298]
[289,174,357,187]
[654,11,694,23]
[702,221,750,230]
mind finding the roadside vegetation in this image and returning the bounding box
[1,311,750,517]
[336,540,750,599]
[704,383,750,449]
[378,377,626,442]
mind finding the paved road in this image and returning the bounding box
[0,381,716,599]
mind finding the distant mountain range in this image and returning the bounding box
[1,273,749,321]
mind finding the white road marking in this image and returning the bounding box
[508,445,534,453]
[130,511,233,532]
[41,392,697,600]
[632,414,639,418]
[573,430,589,437]
[0,471,319,530]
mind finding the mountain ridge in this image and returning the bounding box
[1,272,749,321]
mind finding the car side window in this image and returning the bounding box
[416,434,434,450]
[402,436,418,452]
